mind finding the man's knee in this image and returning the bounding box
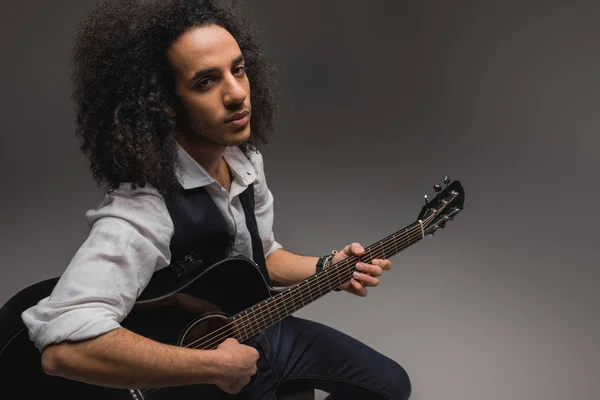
[387,361,412,399]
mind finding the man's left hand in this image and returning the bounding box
[329,242,392,297]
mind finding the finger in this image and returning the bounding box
[340,243,352,255]
[342,242,364,256]
[373,259,392,271]
[351,278,368,296]
[351,242,365,256]
[355,262,383,277]
[353,271,379,287]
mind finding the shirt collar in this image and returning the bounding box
[176,143,256,190]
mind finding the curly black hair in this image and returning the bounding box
[70,0,278,196]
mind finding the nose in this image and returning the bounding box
[222,75,247,107]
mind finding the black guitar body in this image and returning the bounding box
[0,178,466,399]
[0,255,272,400]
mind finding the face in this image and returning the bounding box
[166,24,251,147]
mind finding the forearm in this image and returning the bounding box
[265,248,319,286]
[41,327,220,389]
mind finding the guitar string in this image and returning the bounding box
[138,226,429,397]
[191,224,431,351]
[182,202,456,352]
[184,199,456,352]
[139,203,458,396]
[139,221,445,398]
[184,229,444,354]
[191,202,461,352]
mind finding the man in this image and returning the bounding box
[21,0,411,398]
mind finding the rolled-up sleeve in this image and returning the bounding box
[21,184,174,352]
[248,151,283,258]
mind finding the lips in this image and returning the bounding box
[224,110,250,129]
[225,110,250,123]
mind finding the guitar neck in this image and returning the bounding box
[230,220,428,342]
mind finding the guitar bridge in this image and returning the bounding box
[128,389,144,399]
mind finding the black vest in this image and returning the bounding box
[163,184,271,286]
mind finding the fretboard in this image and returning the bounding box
[229,220,428,342]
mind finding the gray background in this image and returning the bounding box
[1,0,599,399]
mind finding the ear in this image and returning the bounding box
[166,105,176,118]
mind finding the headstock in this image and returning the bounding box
[417,176,465,237]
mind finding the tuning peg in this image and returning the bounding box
[432,184,442,193]
[424,193,429,205]
[444,176,450,186]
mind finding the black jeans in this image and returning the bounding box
[236,316,412,399]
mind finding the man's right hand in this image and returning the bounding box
[213,338,260,394]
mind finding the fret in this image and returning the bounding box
[299,282,309,308]
[368,243,376,262]
[309,277,317,300]
[257,305,265,332]
[335,265,343,289]
[274,301,286,322]
[250,305,259,334]
[237,311,249,340]
[251,308,260,336]
[262,302,272,330]
[229,221,439,344]
[380,240,386,259]
[289,284,298,311]
[308,275,319,303]
[316,277,325,300]
[233,318,242,341]
[278,288,287,316]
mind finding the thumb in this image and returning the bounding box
[333,242,363,264]
[343,242,365,257]
[340,244,353,257]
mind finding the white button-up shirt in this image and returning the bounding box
[21,145,282,351]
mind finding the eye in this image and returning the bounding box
[233,65,246,75]
[196,77,214,89]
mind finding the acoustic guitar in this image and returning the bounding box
[0,178,465,399]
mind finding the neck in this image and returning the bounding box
[209,220,431,347]
[176,134,226,177]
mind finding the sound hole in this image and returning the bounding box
[180,314,232,350]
